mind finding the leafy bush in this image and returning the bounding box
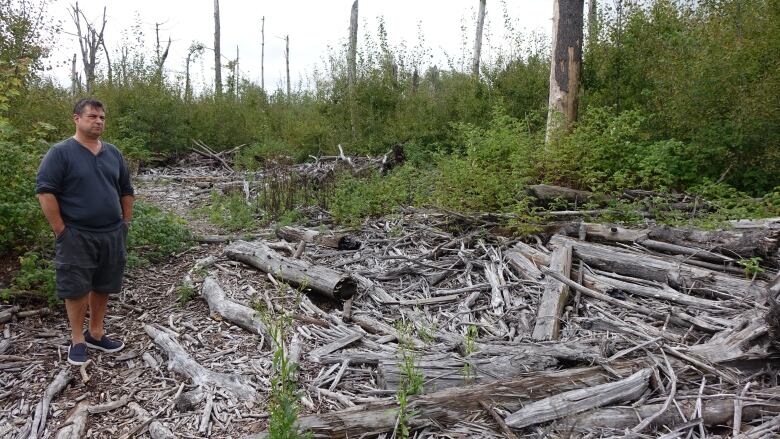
[127,201,192,268]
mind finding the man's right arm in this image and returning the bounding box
[38,193,65,236]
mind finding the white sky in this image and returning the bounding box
[46,0,554,93]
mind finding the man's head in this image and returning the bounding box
[73,98,106,140]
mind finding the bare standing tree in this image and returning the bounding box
[185,42,205,102]
[260,16,265,92]
[69,2,107,93]
[213,0,222,96]
[285,35,291,99]
[154,22,172,79]
[348,0,359,139]
[70,53,80,94]
[472,0,486,78]
[545,0,584,142]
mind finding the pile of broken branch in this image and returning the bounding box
[5,210,780,438]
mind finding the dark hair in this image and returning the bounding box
[73,98,105,115]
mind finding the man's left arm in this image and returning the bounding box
[117,149,135,225]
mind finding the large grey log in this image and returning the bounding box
[505,368,652,428]
[276,226,361,250]
[201,276,269,345]
[469,341,603,363]
[549,235,766,298]
[225,240,356,300]
[144,325,256,399]
[244,360,647,439]
[532,243,572,340]
[689,311,779,364]
[559,387,780,432]
[377,353,558,393]
[528,184,603,205]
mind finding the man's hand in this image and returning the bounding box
[54,224,66,237]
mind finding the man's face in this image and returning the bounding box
[74,106,105,138]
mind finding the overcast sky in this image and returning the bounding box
[47,0,554,92]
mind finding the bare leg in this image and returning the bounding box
[64,295,89,344]
[88,291,110,339]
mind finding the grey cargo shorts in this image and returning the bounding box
[54,226,128,299]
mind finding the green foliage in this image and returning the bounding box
[177,284,195,305]
[264,313,310,439]
[394,320,424,439]
[738,257,765,279]
[197,191,259,232]
[11,250,56,306]
[126,201,192,268]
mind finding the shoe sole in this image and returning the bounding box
[85,341,125,353]
[67,346,88,366]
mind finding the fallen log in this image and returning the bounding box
[201,276,269,345]
[144,324,256,399]
[532,243,572,340]
[549,235,766,298]
[688,311,779,364]
[468,341,603,363]
[377,353,558,393]
[26,368,71,439]
[559,387,780,433]
[505,368,652,428]
[225,240,356,300]
[276,226,361,250]
[244,360,647,438]
[528,184,605,205]
[56,398,127,439]
[127,402,175,439]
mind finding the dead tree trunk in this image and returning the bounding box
[201,276,269,344]
[285,35,291,99]
[154,22,171,80]
[260,16,265,91]
[70,2,107,93]
[348,0,359,139]
[213,0,222,96]
[276,226,361,250]
[70,53,79,94]
[185,43,204,103]
[532,243,572,340]
[545,0,584,141]
[224,240,357,300]
[245,360,646,438]
[472,0,486,78]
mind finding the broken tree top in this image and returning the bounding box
[4,162,780,438]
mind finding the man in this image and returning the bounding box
[36,98,134,365]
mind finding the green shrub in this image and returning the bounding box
[127,201,192,268]
[10,250,56,306]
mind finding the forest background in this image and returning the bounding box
[0,0,778,303]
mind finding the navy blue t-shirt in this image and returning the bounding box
[36,138,134,232]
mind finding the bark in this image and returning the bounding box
[505,368,652,428]
[285,35,291,98]
[689,311,778,364]
[528,184,603,205]
[378,353,558,393]
[468,340,603,363]
[70,53,78,94]
[27,368,71,439]
[559,387,780,432]
[549,235,766,298]
[545,0,584,140]
[54,402,89,439]
[213,0,222,96]
[224,240,357,300]
[276,226,361,250]
[532,243,572,340]
[472,0,486,77]
[260,16,265,91]
[144,324,256,399]
[127,402,175,439]
[245,360,646,438]
[347,1,358,89]
[201,276,269,344]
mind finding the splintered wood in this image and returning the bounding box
[2,165,779,438]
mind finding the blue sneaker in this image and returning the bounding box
[84,330,125,353]
[68,343,88,365]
